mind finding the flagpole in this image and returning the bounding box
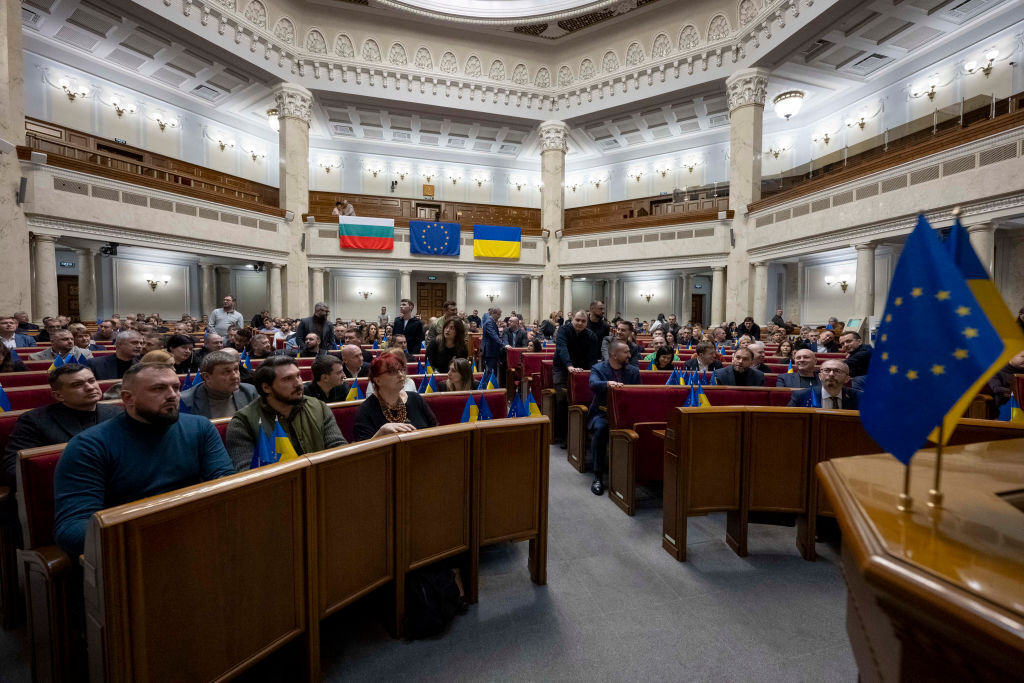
[898,462,913,512]
[928,423,944,508]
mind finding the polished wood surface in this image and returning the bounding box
[818,439,1024,682]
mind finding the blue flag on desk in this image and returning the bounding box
[410,220,461,256]
[860,215,1004,465]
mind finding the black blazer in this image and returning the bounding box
[392,317,424,354]
[788,386,861,409]
[776,373,820,389]
[88,355,136,380]
[682,357,722,372]
[845,345,873,377]
[712,366,765,387]
[343,362,370,379]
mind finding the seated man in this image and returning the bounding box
[682,341,723,374]
[587,339,641,496]
[89,331,144,380]
[225,356,346,471]
[191,333,224,371]
[341,344,370,378]
[34,318,64,344]
[3,366,122,491]
[53,363,236,557]
[387,334,410,363]
[13,311,38,332]
[303,355,350,403]
[747,341,772,374]
[290,332,327,359]
[600,320,641,366]
[814,329,840,353]
[788,359,860,409]
[776,349,820,388]
[713,347,765,387]
[141,331,165,355]
[0,314,35,349]
[29,329,91,362]
[986,348,1024,418]
[839,331,873,377]
[179,350,257,418]
[91,319,117,343]
[249,333,275,359]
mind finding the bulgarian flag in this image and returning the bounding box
[339,216,394,251]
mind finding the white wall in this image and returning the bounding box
[621,278,674,323]
[800,251,894,325]
[232,269,269,316]
[466,277,522,317]
[111,258,191,320]
[330,272,398,321]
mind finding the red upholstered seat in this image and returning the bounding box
[5,387,57,411]
[17,446,64,549]
[568,370,592,407]
[540,360,553,390]
[608,385,690,482]
[703,387,771,406]
[765,363,790,374]
[768,388,798,406]
[0,410,28,456]
[331,403,361,442]
[0,371,50,388]
[763,373,779,387]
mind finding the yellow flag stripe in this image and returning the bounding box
[473,239,521,259]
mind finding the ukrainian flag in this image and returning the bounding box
[460,395,479,423]
[473,224,521,259]
[47,353,66,372]
[999,395,1024,423]
[272,418,299,462]
[694,382,711,407]
[240,350,252,371]
[477,370,496,390]
[418,375,438,394]
[527,393,541,417]
[345,381,365,401]
[0,384,11,412]
[787,360,794,374]
[425,362,434,376]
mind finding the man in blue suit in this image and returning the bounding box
[788,359,861,409]
[0,315,35,349]
[481,307,503,387]
[587,339,641,496]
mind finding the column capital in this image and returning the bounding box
[854,241,877,251]
[966,222,995,235]
[400,269,413,276]
[538,120,569,153]
[752,261,768,269]
[456,271,467,277]
[724,68,770,113]
[531,274,542,281]
[310,267,324,274]
[270,263,282,271]
[272,83,313,126]
[33,234,59,244]
[562,273,573,280]
[711,265,725,273]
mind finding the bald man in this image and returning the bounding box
[341,344,370,379]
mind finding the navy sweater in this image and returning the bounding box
[54,413,236,557]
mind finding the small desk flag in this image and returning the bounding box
[345,381,365,401]
[460,395,479,423]
[272,417,299,462]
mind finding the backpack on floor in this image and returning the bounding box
[403,567,468,640]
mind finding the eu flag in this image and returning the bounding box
[410,220,460,256]
[860,215,1004,464]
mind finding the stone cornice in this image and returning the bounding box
[561,253,731,275]
[369,0,631,26]
[306,255,544,276]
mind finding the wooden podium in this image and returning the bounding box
[818,439,1024,682]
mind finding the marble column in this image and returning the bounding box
[724,68,769,322]
[201,264,216,316]
[967,222,995,277]
[310,267,325,307]
[273,83,313,318]
[853,243,876,320]
[530,275,541,323]
[678,274,690,319]
[607,277,619,319]
[32,234,58,318]
[539,121,568,315]
[784,263,800,324]
[76,247,98,322]
[710,266,726,326]
[269,264,282,316]
[0,0,31,316]
[400,270,412,302]
[455,271,467,313]
[562,274,573,315]
[751,262,769,325]
[216,266,230,301]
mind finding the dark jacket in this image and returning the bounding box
[481,316,502,361]
[539,319,557,339]
[89,354,137,380]
[343,362,370,379]
[712,366,765,387]
[739,322,761,341]
[554,324,600,373]
[845,344,873,377]
[682,357,723,373]
[303,380,350,404]
[588,360,641,418]
[392,316,424,354]
[501,328,528,348]
[295,316,337,351]
[776,373,820,389]
[788,386,861,409]
[179,382,257,418]
[587,317,610,343]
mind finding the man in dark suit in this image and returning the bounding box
[392,298,424,354]
[3,365,122,490]
[713,348,765,386]
[813,329,840,354]
[13,311,38,332]
[341,344,371,379]
[682,342,723,374]
[839,331,873,377]
[501,316,528,348]
[776,349,820,389]
[587,339,641,496]
[89,331,144,380]
[481,307,503,387]
[295,303,336,353]
[788,359,860,409]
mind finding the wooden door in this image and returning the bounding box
[690,294,704,327]
[58,276,80,320]
[416,283,447,320]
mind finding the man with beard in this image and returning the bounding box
[53,363,235,557]
[225,356,346,471]
[295,302,337,352]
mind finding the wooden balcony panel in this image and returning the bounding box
[562,209,732,236]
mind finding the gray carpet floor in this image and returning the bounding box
[0,444,858,681]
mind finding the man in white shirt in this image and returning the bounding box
[207,295,245,337]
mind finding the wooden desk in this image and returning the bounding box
[818,439,1024,682]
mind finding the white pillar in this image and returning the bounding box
[752,262,769,325]
[724,68,769,322]
[216,266,230,302]
[273,83,313,318]
[530,275,542,323]
[853,243,876,320]
[678,274,690,320]
[310,267,325,307]
[76,247,98,322]
[784,263,800,323]
[711,266,726,326]
[32,234,58,319]
[539,121,568,315]
[967,222,996,277]
[455,271,467,313]
[400,269,412,302]
[201,264,216,316]
[562,274,574,315]
[607,277,619,320]
[269,264,283,317]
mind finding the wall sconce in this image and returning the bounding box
[639,290,655,303]
[911,76,939,101]
[824,275,851,293]
[243,145,265,162]
[508,174,526,191]
[145,276,169,291]
[565,180,580,192]
[471,172,489,187]
[110,98,136,117]
[964,49,999,77]
[589,172,608,189]
[654,162,673,177]
[447,171,463,185]
[628,168,645,183]
[846,116,866,130]
[364,161,384,178]
[266,108,280,132]
[217,138,234,151]
[394,166,409,181]
[812,132,831,146]
[766,141,790,159]
[318,158,341,173]
[484,290,500,303]
[357,289,373,299]
[420,167,436,182]
[681,158,701,174]
[152,113,178,131]
[57,78,89,101]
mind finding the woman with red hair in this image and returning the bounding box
[354,350,438,441]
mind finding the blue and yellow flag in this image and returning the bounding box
[508,394,526,418]
[939,215,1024,440]
[477,370,496,390]
[182,369,193,390]
[416,360,425,374]
[249,421,275,469]
[460,395,479,423]
[47,353,66,372]
[527,392,541,417]
[664,369,679,386]
[861,215,1004,464]
[272,417,299,462]
[425,362,434,376]
[786,360,794,374]
[372,340,379,350]
[417,375,438,394]
[473,224,521,259]
[998,395,1024,423]
[345,381,365,401]
[410,220,461,256]
[478,396,493,421]
[0,384,11,412]
[240,350,252,371]
[696,383,711,407]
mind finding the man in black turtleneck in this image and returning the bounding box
[3,365,122,491]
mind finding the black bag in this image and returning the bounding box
[403,567,468,640]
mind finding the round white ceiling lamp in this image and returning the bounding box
[267,108,280,133]
[772,91,805,121]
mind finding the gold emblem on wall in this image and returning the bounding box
[422,184,435,198]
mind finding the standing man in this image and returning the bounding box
[295,303,337,352]
[777,349,821,389]
[587,300,610,344]
[481,307,503,387]
[839,331,873,377]
[788,360,860,408]
[552,311,601,447]
[588,339,641,495]
[392,298,424,355]
[208,295,245,337]
[377,306,389,327]
[467,309,482,328]
[600,320,641,366]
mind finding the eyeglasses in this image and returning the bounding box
[819,368,847,375]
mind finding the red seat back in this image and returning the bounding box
[540,360,553,391]
[331,402,362,442]
[0,409,28,456]
[17,446,65,549]
[5,386,56,411]
[520,352,553,377]
[422,389,507,424]
[0,371,50,388]
[768,388,798,406]
[608,385,691,482]
[567,370,592,406]
[703,387,771,406]
[763,373,779,387]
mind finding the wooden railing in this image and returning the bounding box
[20,118,285,218]
[563,186,729,234]
[562,208,733,236]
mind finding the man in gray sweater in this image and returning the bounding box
[179,350,258,419]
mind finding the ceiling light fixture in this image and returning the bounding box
[772,91,805,121]
[267,108,280,132]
